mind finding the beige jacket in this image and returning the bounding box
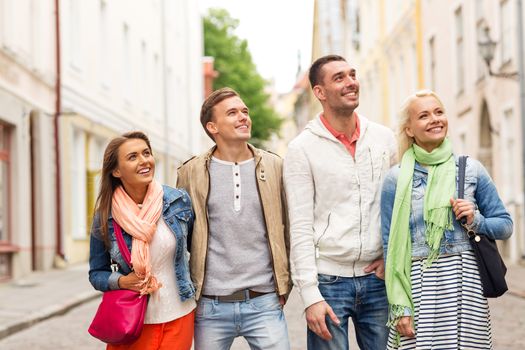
[177,144,291,300]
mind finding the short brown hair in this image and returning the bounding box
[200,87,240,140]
[308,55,347,88]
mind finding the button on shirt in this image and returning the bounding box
[320,113,360,158]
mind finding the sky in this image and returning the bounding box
[199,0,314,93]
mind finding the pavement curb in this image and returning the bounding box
[0,290,101,340]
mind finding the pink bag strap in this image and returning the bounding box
[112,220,132,269]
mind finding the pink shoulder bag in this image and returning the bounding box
[88,221,148,345]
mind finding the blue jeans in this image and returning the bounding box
[307,274,389,350]
[194,293,290,350]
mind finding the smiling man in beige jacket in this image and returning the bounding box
[284,55,397,350]
[177,87,291,350]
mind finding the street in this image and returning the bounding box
[0,288,523,349]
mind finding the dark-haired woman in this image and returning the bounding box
[89,131,195,350]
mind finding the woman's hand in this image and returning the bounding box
[396,316,415,338]
[117,272,146,293]
[450,198,475,225]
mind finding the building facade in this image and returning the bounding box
[310,0,423,127]
[59,0,205,265]
[0,0,206,280]
[421,0,525,263]
[0,0,57,280]
[317,0,525,263]
[346,0,424,128]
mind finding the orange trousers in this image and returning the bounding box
[107,310,194,350]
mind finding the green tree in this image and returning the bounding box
[203,8,282,145]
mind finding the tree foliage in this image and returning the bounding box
[203,8,282,145]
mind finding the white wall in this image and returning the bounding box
[59,0,204,263]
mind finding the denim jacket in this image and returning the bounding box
[88,185,196,302]
[381,156,513,259]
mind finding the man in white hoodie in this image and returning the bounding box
[284,55,397,349]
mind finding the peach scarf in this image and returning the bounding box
[111,180,163,295]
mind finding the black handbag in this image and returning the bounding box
[458,155,508,298]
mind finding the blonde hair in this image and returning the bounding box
[397,89,445,156]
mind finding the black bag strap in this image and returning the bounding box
[457,156,469,226]
[457,155,468,200]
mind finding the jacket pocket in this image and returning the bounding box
[411,177,425,200]
[369,147,391,182]
[318,274,340,284]
[463,176,478,203]
[313,213,331,258]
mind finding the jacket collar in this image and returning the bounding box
[162,185,184,206]
[203,143,262,168]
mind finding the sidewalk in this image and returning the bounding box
[506,261,525,298]
[0,261,524,341]
[0,264,100,339]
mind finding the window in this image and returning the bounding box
[429,36,436,90]
[455,7,465,94]
[0,124,10,244]
[476,22,486,80]
[141,41,149,114]
[0,123,15,280]
[410,44,417,93]
[474,0,485,80]
[122,24,132,103]
[0,0,9,45]
[388,63,397,129]
[87,137,103,229]
[69,0,82,69]
[99,0,110,89]
[500,0,513,64]
[153,54,161,121]
[501,108,515,199]
[350,0,360,51]
[71,129,87,239]
[399,55,406,98]
[475,0,484,22]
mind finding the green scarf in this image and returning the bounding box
[385,138,455,332]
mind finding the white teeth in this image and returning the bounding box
[138,168,150,174]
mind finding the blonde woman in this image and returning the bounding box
[381,90,512,349]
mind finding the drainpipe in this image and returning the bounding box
[517,0,525,260]
[161,0,170,182]
[29,112,37,270]
[54,0,64,261]
[415,0,425,89]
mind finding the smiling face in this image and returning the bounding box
[405,95,448,152]
[313,60,360,114]
[206,96,252,143]
[112,138,155,190]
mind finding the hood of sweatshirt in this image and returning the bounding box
[304,112,370,143]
